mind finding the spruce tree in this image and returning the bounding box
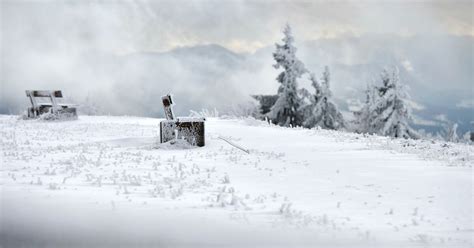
[354,82,376,133]
[302,66,345,130]
[268,24,306,127]
[300,73,323,128]
[368,67,419,139]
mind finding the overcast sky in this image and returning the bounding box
[2,0,472,54]
[1,0,473,124]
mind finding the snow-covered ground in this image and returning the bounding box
[1,115,472,248]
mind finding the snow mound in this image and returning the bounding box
[38,112,78,121]
[18,112,78,121]
[154,138,196,150]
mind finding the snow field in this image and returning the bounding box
[1,115,472,247]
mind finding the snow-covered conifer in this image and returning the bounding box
[368,67,419,139]
[268,24,306,127]
[354,82,376,133]
[302,67,345,130]
[300,73,322,128]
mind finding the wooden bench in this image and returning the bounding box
[25,90,77,118]
[159,94,205,147]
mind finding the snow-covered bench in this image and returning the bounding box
[159,95,205,147]
[25,90,77,119]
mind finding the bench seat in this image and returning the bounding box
[34,103,74,107]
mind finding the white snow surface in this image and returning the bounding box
[1,115,472,248]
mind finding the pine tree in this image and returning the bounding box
[354,82,376,133]
[300,73,323,128]
[368,67,419,139]
[302,67,345,130]
[268,24,306,127]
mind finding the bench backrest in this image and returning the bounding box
[25,90,63,111]
[26,90,63,98]
[162,94,175,120]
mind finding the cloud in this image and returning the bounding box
[412,115,438,127]
[406,99,424,111]
[0,0,472,120]
[402,60,414,72]
[4,1,470,53]
[434,114,450,123]
[456,99,474,109]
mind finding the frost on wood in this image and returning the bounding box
[268,24,307,127]
[25,90,77,120]
[159,95,206,147]
[162,94,175,120]
[160,118,205,147]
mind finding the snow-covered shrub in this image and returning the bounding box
[462,131,473,144]
[189,108,219,118]
[223,98,262,119]
[77,99,102,115]
[211,186,250,210]
[444,123,460,143]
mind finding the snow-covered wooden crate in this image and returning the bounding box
[160,118,205,147]
[25,90,77,119]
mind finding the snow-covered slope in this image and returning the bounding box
[1,115,472,247]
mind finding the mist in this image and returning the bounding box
[1,1,472,129]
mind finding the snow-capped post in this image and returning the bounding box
[25,90,77,119]
[159,95,205,147]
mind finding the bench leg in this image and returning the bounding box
[27,107,38,118]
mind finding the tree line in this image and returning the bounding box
[265,24,421,139]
